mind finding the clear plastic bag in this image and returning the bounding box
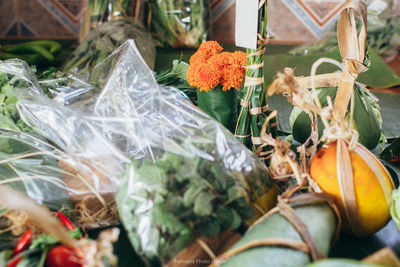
[16,40,275,264]
[0,59,122,233]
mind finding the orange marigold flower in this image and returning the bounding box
[196,64,220,92]
[187,41,246,92]
[198,41,223,53]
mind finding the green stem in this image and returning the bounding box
[235,1,275,151]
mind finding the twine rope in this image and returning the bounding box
[211,192,342,266]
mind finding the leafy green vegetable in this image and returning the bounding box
[151,0,207,48]
[0,249,12,266]
[30,228,82,251]
[117,146,273,263]
[0,70,34,131]
[155,60,197,105]
[63,19,156,76]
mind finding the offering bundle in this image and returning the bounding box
[0,40,278,265]
[288,0,383,150]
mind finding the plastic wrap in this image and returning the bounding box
[14,40,276,264]
[0,59,122,234]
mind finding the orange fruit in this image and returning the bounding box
[310,141,394,236]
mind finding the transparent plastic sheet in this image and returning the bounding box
[0,60,123,237]
[150,0,209,48]
[14,40,275,265]
[290,0,400,60]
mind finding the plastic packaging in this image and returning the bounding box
[19,40,274,264]
[1,41,275,263]
[0,59,122,233]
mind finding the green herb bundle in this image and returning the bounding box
[64,18,155,77]
[89,0,108,28]
[109,0,132,20]
[155,60,197,105]
[235,1,276,151]
[117,144,274,264]
[151,0,207,48]
[0,61,37,132]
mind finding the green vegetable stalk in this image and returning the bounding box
[155,60,197,105]
[89,0,108,28]
[63,19,155,77]
[235,1,276,151]
[109,0,132,20]
[151,0,206,48]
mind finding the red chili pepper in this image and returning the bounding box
[6,256,22,267]
[56,212,76,231]
[12,229,32,257]
[46,246,84,267]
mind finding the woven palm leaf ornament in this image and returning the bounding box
[268,0,395,238]
[288,0,383,150]
[234,0,276,151]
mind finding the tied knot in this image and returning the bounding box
[342,59,368,82]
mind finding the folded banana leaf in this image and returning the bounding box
[290,84,382,149]
[307,259,382,267]
[197,86,237,133]
[264,47,400,89]
[219,194,338,267]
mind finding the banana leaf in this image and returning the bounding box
[220,195,338,267]
[263,47,400,89]
[290,84,382,149]
[373,92,400,140]
[307,259,382,267]
[197,86,237,133]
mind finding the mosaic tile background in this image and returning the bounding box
[0,0,355,43]
[0,0,85,39]
[210,0,351,44]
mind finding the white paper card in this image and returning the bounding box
[235,0,259,49]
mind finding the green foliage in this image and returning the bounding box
[155,60,197,105]
[290,84,382,149]
[117,146,272,263]
[0,71,34,132]
[151,0,206,48]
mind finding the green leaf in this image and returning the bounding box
[194,192,214,216]
[217,207,242,230]
[391,189,400,233]
[228,186,248,203]
[153,205,190,235]
[308,259,381,267]
[171,60,189,80]
[30,234,58,250]
[381,138,400,162]
[200,216,220,237]
[264,47,400,89]
[183,182,205,207]
[30,228,81,250]
[0,250,12,266]
[373,92,400,139]
[230,209,242,230]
